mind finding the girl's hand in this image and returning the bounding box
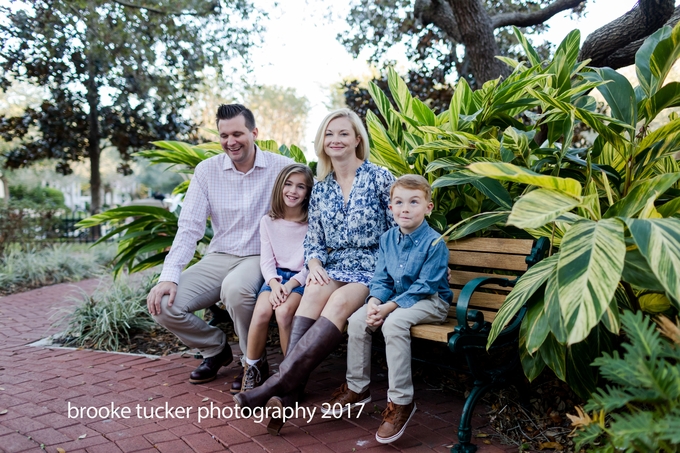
[268,280,287,308]
[307,261,330,286]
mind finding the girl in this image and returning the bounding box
[240,163,314,393]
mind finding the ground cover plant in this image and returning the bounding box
[0,242,116,295]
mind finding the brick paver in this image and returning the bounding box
[0,279,514,452]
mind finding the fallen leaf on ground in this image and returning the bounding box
[539,442,563,451]
[57,448,66,453]
[0,409,7,415]
[78,434,86,439]
[202,397,209,402]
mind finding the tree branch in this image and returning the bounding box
[579,0,675,66]
[110,0,202,16]
[584,5,680,69]
[414,0,462,43]
[491,0,584,29]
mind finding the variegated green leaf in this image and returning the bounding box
[366,110,411,176]
[622,241,667,292]
[520,332,546,382]
[512,26,542,67]
[255,139,280,152]
[487,254,559,348]
[638,81,680,123]
[468,162,582,197]
[508,189,581,229]
[411,98,436,126]
[657,197,680,216]
[583,68,636,127]
[539,333,566,381]
[544,271,567,343]
[431,171,481,189]
[425,156,470,173]
[387,67,413,117]
[604,172,680,218]
[625,218,680,307]
[636,26,671,97]
[522,300,550,354]
[444,211,510,241]
[649,22,680,94]
[635,119,680,163]
[471,178,513,209]
[557,219,626,345]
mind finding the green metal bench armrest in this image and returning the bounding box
[454,276,515,335]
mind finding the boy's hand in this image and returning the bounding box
[366,299,398,327]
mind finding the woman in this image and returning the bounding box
[234,108,395,432]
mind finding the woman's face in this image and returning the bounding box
[323,117,360,160]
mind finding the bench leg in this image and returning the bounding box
[452,380,493,453]
[208,304,232,326]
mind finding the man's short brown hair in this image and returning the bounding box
[390,174,432,201]
[216,104,256,130]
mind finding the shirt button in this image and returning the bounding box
[400,264,403,267]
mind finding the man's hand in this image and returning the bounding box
[146,281,178,316]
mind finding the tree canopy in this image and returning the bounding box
[0,0,264,212]
[340,0,680,86]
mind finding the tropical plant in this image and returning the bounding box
[58,273,157,351]
[365,24,680,396]
[568,310,680,453]
[77,138,307,277]
[474,23,680,397]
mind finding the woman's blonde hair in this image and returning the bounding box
[268,164,314,222]
[314,108,370,180]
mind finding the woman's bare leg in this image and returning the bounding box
[295,280,345,320]
[320,283,370,330]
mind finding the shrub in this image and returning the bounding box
[9,184,66,208]
[569,310,680,452]
[0,242,116,294]
[0,199,65,250]
[57,273,157,351]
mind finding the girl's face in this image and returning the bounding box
[282,173,309,209]
[323,117,360,159]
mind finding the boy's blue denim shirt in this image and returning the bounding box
[368,220,453,308]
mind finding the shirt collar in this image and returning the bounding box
[222,145,266,172]
[397,219,430,244]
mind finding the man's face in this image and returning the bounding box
[218,114,258,172]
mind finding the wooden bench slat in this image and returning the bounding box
[449,292,507,311]
[449,250,528,271]
[449,270,518,291]
[411,310,498,342]
[448,237,534,255]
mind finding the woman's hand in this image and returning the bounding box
[306,259,330,286]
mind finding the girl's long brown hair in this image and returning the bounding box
[268,163,314,222]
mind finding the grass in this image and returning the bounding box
[57,273,158,351]
[0,242,117,295]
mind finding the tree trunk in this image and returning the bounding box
[449,0,508,86]
[86,9,101,217]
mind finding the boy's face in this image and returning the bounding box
[389,186,434,235]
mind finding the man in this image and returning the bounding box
[147,104,293,388]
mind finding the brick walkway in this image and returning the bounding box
[0,280,515,453]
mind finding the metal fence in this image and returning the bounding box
[49,213,112,243]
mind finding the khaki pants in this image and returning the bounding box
[346,295,449,405]
[153,253,263,358]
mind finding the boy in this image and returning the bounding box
[324,174,453,444]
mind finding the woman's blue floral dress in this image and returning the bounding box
[304,161,396,285]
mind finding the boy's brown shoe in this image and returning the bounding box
[322,382,371,417]
[376,401,416,444]
[241,359,269,392]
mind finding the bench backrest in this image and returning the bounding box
[410,237,543,342]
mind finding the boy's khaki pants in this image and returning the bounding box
[153,252,263,359]
[346,295,449,405]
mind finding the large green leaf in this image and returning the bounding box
[625,218,680,307]
[557,219,626,345]
[638,81,680,123]
[444,211,510,241]
[508,188,581,229]
[649,22,680,95]
[539,333,566,381]
[604,173,680,218]
[622,241,667,292]
[448,77,474,131]
[522,299,550,354]
[470,178,513,209]
[468,162,582,197]
[411,98,436,126]
[487,254,559,348]
[431,171,481,189]
[512,26,541,67]
[634,119,680,165]
[366,110,411,176]
[387,67,413,117]
[566,324,616,399]
[583,68,636,127]
[658,197,680,216]
[544,271,567,343]
[520,333,546,382]
[636,26,672,97]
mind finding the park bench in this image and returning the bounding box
[409,236,549,453]
[207,236,549,453]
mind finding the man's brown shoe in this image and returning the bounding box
[375,401,416,444]
[322,382,371,417]
[189,343,233,384]
[241,359,269,392]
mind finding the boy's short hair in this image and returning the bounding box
[390,174,432,201]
